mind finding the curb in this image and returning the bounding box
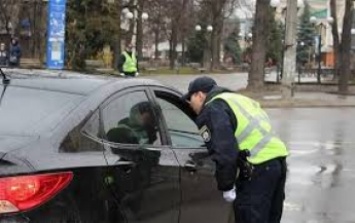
[260,100,355,108]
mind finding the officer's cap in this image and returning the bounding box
[182,76,217,101]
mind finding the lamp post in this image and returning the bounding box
[195,24,213,70]
[310,16,333,84]
[123,8,149,60]
[238,32,253,64]
[270,0,305,98]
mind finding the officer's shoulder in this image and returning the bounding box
[205,98,229,110]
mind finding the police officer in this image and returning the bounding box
[118,43,139,77]
[182,76,288,223]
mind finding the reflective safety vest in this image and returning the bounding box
[123,52,137,73]
[207,93,288,164]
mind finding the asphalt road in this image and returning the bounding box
[149,73,355,223]
[269,108,355,223]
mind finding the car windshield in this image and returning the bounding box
[0,84,83,136]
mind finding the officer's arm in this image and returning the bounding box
[198,101,239,192]
[117,54,126,73]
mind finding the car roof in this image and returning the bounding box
[1,69,169,96]
[0,69,178,137]
[3,70,113,95]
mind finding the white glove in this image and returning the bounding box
[119,73,125,77]
[135,72,139,77]
[223,187,236,203]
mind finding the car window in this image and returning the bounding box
[60,110,104,152]
[155,96,204,148]
[101,90,162,146]
[81,110,100,138]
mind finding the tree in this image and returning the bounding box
[66,0,120,70]
[247,0,272,90]
[0,0,21,36]
[266,14,283,66]
[195,0,239,70]
[224,28,242,64]
[330,0,354,94]
[296,2,314,66]
[186,31,206,63]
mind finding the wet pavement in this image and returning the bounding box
[268,108,355,223]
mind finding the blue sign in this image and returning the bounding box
[46,0,67,69]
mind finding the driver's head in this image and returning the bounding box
[130,101,156,127]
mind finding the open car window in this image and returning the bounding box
[154,91,204,148]
[101,90,162,146]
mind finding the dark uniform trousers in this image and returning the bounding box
[234,158,287,223]
[123,72,136,77]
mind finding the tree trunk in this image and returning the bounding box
[181,36,186,66]
[216,21,223,68]
[114,0,122,68]
[247,0,271,90]
[136,0,144,61]
[211,16,223,70]
[169,23,178,69]
[154,28,159,60]
[330,0,340,80]
[338,0,354,95]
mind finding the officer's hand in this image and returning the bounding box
[223,187,236,203]
[120,73,125,77]
[135,72,139,77]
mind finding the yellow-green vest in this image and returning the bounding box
[208,93,288,164]
[123,52,137,73]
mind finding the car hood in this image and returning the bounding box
[0,135,39,159]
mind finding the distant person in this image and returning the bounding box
[9,38,21,67]
[0,43,8,66]
[118,43,139,77]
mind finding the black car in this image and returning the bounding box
[0,73,233,223]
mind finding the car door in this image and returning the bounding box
[99,88,180,223]
[150,87,234,223]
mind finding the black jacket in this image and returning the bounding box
[195,87,239,191]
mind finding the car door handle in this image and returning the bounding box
[145,147,162,152]
[184,162,197,173]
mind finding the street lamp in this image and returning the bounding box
[141,12,149,20]
[238,32,252,48]
[125,12,134,19]
[270,0,305,97]
[238,32,253,66]
[310,16,333,83]
[195,24,213,70]
[124,9,149,59]
[207,25,213,32]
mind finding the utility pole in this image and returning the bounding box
[282,0,298,99]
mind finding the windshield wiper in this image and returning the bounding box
[0,68,9,85]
